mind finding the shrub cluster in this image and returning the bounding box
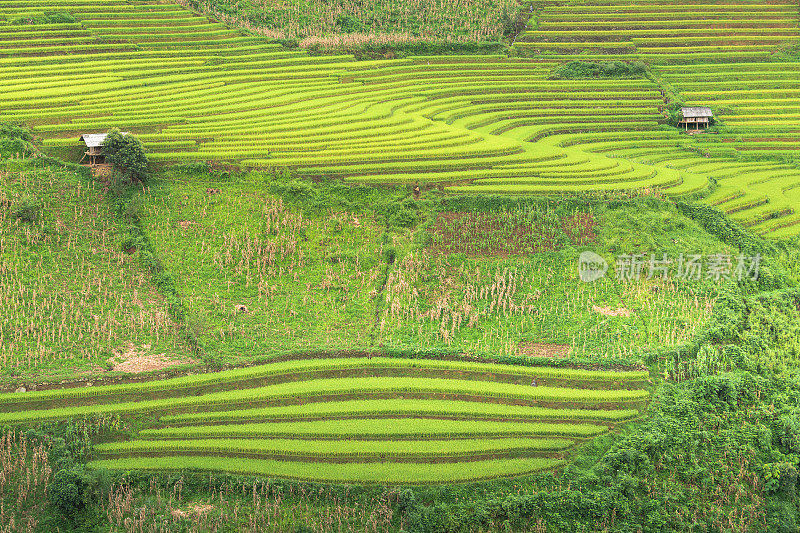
[549,61,648,80]
[101,129,150,184]
[9,11,75,24]
[0,123,36,158]
[303,38,507,59]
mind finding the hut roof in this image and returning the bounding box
[79,132,129,148]
[681,107,713,118]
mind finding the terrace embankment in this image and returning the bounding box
[0,355,650,484]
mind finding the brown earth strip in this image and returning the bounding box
[93,448,570,464]
[0,367,649,412]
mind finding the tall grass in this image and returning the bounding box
[0,162,187,375]
[141,182,383,359]
[177,0,519,41]
[103,478,395,533]
[379,249,717,358]
[0,430,52,533]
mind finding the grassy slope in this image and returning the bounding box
[134,170,733,366]
[139,172,389,359]
[0,156,190,379]
[0,154,743,379]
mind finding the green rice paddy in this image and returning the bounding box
[2,0,800,237]
[1,0,798,488]
[0,355,647,483]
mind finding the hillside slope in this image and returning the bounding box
[1,0,799,237]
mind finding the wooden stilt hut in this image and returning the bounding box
[678,107,713,131]
[79,132,129,165]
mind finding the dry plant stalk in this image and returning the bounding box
[381,250,541,345]
[0,430,52,533]
[103,479,395,533]
[175,0,517,41]
[0,168,181,372]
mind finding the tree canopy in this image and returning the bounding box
[102,129,149,183]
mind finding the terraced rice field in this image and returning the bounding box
[0,356,649,483]
[514,0,800,236]
[517,0,799,63]
[4,0,795,491]
[654,62,800,236]
[2,0,800,238]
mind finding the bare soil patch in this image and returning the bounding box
[91,164,112,178]
[171,504,214,520]
[108,342,197,373]
[178,220,198,230]
[592,305,632,317]
[517,342,570,358]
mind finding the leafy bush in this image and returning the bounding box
[383,245,397,265]
[10,11,75,24]
[0,122,36,157]
[386,203,418,228]
[549,61,648,80]
[12,194,43,223]
[48,469,86,519]
[102,129,150,184]
[303,38,506,59]
[739,289,800,370]
[674,201,774,257]
[267,178,318,201]
[172,161,214,174]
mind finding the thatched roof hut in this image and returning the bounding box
[79,132,129,165]
[679,107,713,130]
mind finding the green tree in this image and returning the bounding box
[102,129,150,183]
[0,122,36,157]
[48,469,86,519]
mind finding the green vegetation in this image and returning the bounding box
[0,0,798,236]
[656,61,800,233]
[89,456,564,484]
[549,61,648,79]
[136,418,607,440]
[0,150,190,376]
[0,356,649,407]
[131,172,727,364]
[102,129,150,183]
[737,288,800,371]
[2,0,800,530]
[0,123,36,157]
[9,11,76,25]
[0,352,643,486]
[179,0,520,43]
[160,399,641,424]
[516,1,799,63]
[93,437,575,460]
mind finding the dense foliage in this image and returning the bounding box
[102,129,150,184]
[549,61,648,79]
[178,0,520,42]
[402,371,800,532]
[0,123,35,158]
[8,11,75,24]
